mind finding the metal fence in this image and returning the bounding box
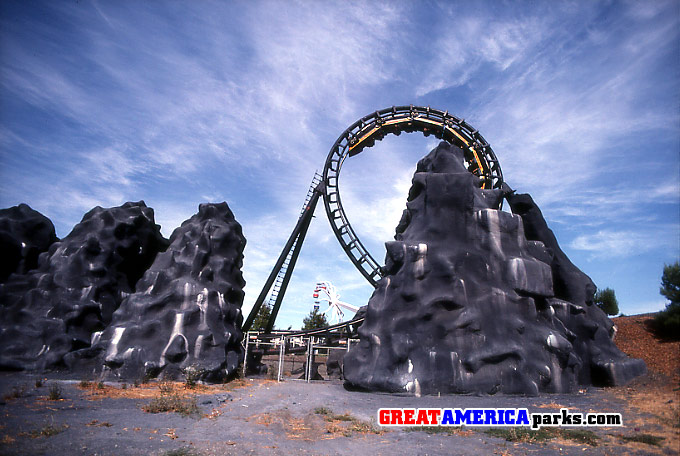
[242,331,359,382]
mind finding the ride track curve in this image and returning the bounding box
[322,105,504,288]
[242,106,504,333]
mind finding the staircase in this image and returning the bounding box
[264,171,323,309]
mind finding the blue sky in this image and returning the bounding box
[1,0,678,329]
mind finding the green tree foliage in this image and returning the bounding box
[302,308,328,330]
[250,303,272,332]
[594,287,619,316]
[653,261,680,340]
[659,262,680,305]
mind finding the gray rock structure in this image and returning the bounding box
[69,203,246,382]
[0,204,58,282]
[503,192,645,387]
[0,202,168,371]
[343,142,645,395]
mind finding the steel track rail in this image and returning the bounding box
[249,316,365,339]
[322,105,503,288]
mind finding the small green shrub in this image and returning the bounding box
[3,385,28,400]
[144,395,199,417]
[561,429,600,446]
[143,383,199,417]
[314,407,332,416]
[485,427,555,443]
[621,433,665,446]
[29,424,68,438]
[314,407,382,435]
[158,381,174,395]
[332,413,355,422]
[485,427,599,446]
[182,365,204,389]
[652,303,680,340]
[349,419,382,434]
[164,447,202,456]
[47,384,62,400]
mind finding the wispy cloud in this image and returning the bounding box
[415,11,549,96]
[570,228,677,259]
[0,0,678,327]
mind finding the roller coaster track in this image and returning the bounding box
[242,172,323,333]
[243,106,503,332]
[322,105,503,287]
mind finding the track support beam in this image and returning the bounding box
[242,182,322,333]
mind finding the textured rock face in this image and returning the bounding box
[0,204,58,282]
[0,202,168,371]
[504,192,645,386]
[70,203,246,382]
[343,142,645,395]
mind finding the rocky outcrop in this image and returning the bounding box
[0,204,58,282]
[343,142,645,395]
[0,202,168,371]
[68,203,246,382]
[504,192,645,386]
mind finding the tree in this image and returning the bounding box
[660,262,680,305]
[594,287,619,316]
[653,261,680,340]
[302,308,328,330]
[250,303,272,332]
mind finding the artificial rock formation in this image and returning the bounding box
[0,204,58,282]
[503,192,644,386]
[343,142,645,395]
[0,202,167,371]
[69,203,246,382]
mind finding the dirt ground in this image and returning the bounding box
[0,314,677,456]
[613,314,679,383]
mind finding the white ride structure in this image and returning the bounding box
[312,281,359,325]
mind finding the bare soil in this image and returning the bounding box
[613,313,680,382]
[607,314,680,455]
